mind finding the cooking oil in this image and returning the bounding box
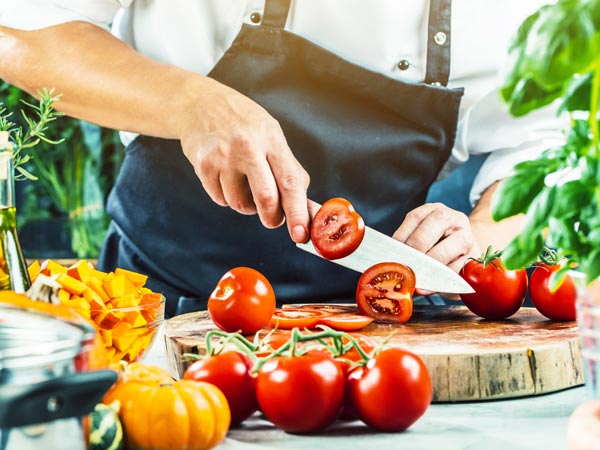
[0,132,30,292]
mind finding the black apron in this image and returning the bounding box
[99,0,464,318]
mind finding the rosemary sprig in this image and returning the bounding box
[0,88,64,180]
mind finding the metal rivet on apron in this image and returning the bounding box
[250,12,262,24]
[433,31,447,46]
[397,59,410,71]
[47,396,62,413]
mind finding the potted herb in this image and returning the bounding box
[492,0,600,280]
[491,0,600,398]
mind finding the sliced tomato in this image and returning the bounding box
[356,262,416,324]
[318,313,374,331]
[290,304,359,315]
[310,197,365,260]
[269,308,330,329]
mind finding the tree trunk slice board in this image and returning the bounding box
[163,305,584,403]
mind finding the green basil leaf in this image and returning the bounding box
[491,170,546,221]
[565,120,592,154]
[501,234,543,270]
[552,180,593,219]
[558,72,595,113]
[581,248,600,282]
[521,185,557,232]
[547,217,582,256]
[501,77,564,117]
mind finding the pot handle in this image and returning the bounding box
[0,369,117,428]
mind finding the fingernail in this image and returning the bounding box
[292,225,307,243]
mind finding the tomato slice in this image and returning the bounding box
[318,313,374,331]
[310,197,365,260]
[269,308,330,329]
[290,304,359,315]
[356,262,416,323]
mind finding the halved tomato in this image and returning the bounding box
[269,308,330,329]
[318,314,374,331]
[356,262,416,324]
[310,198,365,260]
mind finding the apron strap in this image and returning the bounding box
[425,0,453,86]
[262,0,292,28]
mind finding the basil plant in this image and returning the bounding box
[491,0,600,281]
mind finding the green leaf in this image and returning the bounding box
[520,185,557,232]
[15,166,38,181]
[559,72,596,113]
[501,233,543,270]
[547,217,582,256]
[581,248,600,281]
[552,180,593,219]
[491,169,546,221]
[502,77,564,118]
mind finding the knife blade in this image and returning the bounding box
[297,203,475,294]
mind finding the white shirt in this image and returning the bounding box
[0,0,565,204]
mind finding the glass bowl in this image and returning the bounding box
[90,295,166,366]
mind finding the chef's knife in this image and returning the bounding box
[296,202,475,294]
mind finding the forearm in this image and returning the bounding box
[0,21,218,139]
[469,180,524,252]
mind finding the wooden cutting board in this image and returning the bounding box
[163,305,584,403]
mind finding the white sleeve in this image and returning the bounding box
[0,0,131,30]
[461,89,568,206]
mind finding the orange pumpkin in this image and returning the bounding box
[103,362,230,450]
[0,290,109,370]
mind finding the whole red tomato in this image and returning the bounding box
[356,262,415,323]
[529,263,576,321]
[310,197,365,260]
[255,350,345,433]
[183,351,258,426]
[332,334,377,421]
[348,347,432,431]
[459,253,528,320]
[208,267,276,334]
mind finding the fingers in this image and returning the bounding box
[269,152,310,243]
[219,170,257,215]
[393,203,475,262]
[246,159,285,228]
[394,203,480,297]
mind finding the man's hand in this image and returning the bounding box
[179,81,311,243]
[392,203,481,297]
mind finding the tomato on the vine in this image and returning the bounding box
[356,262,415,323]
[310,197,365,260]
[183,351,258,426]
[348,347,432,432]
[269,308,329,329]
[255,350,345,433]
[459,248,528,320]
[208,267,276,334]
[529,263,576,321]
[332,334,377,421]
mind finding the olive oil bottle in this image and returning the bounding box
[0,131,30,292]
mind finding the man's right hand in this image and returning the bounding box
[178,80,311,243]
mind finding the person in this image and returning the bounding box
[0,0,566,317]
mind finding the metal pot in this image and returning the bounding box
[0,304,117,450]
